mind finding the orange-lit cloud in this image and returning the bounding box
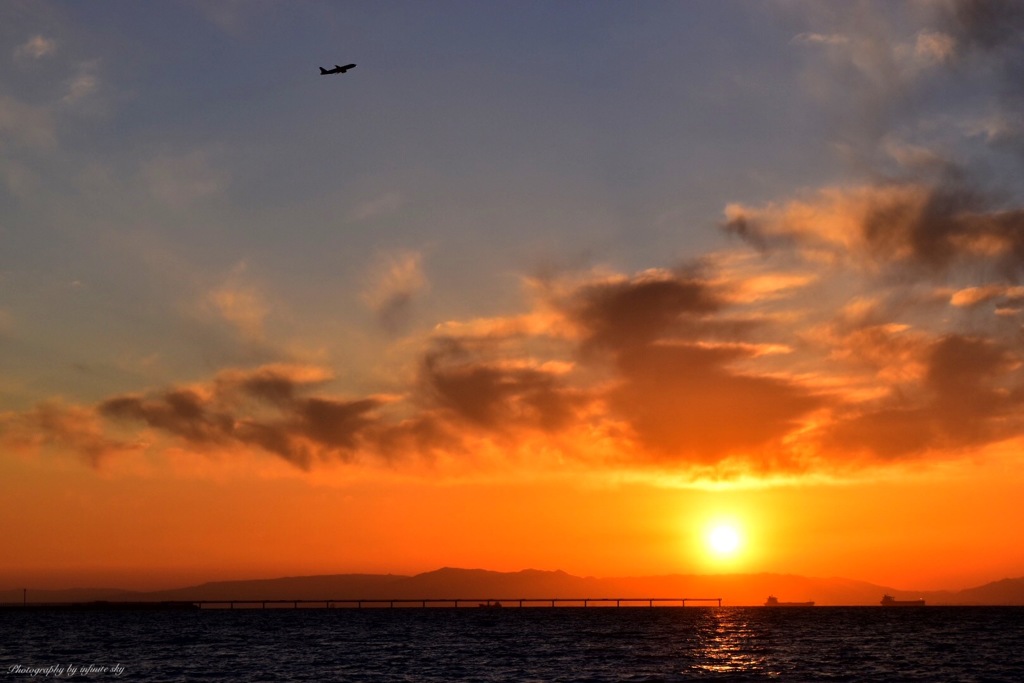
[97,364,379,470]
[203,263,269,341]
[5,214,1024,480]
[724,182,1024,273]
[822,334,1023,459]
[0,265,824,476]
[0,400,140,467]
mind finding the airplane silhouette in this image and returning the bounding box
[320,64,356,75]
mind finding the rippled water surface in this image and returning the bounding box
[3,607,1023,681]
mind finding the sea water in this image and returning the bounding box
[2,606,1023,681]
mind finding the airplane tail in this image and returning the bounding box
[319,67,329,74]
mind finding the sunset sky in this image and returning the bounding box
[3,1,1024,593]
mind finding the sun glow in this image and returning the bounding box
[707,524,742,557]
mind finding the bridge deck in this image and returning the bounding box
[191,597,724,609]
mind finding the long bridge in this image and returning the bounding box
[2,597,723,610]
[197,597,724,609]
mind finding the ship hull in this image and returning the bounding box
[880,595,926,606]
[764,597,814,607]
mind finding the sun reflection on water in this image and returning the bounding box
[688,609,777,677]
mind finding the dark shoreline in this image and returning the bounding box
[0,601,200,611]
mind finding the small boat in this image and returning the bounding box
[478,601,503,608]
[764,595,814,607]
[880,594,925,606]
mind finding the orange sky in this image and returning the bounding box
[3,438,1023,591]
[3,2,1024,593]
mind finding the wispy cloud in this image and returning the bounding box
[965,114,1024,150]
[144,149,229,207]
[0,96,57,150]
[362,250,427,333]
[203,263,270,341]
[791,32,849,47]
[349,192,405,223]
[0,401,140,467]
[14,35,56,60]
[190,0,277,34]
[914,30,957,66]
[62,61,100,104]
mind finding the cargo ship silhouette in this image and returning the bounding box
[880,594,926,606]
[764,595,815,607]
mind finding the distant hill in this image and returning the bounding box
[941,577,1024,605]
[5,569,1023,606]
[0,587,134,605]
[138,573,407,602]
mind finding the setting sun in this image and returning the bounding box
[708,524,742,557]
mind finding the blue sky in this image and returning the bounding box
[1,1,849,408]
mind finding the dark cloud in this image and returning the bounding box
[296,397,378,451]
[375,291,417,335]
[362,251,426,336]
[725,181,1024,275]
[824,334,1023,458]
[0,401,135,467]
[100,390,234,446]
[370,415,461,462]
[420,338,581,433]
[98,366,381,469]
[925,334,1018,435]
[864,184,1024,273]
[948,0,1024,54]
[945,0,1024,154]
[233,373,298,405]
[565,271,722,352]
[554,270,822,463]
[821,407,934,460]
[859,182,984,269]
[720,211,778,253]
[232,420,312,469]
[609,343,822,463]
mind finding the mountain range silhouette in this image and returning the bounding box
[4,568,1024,606]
